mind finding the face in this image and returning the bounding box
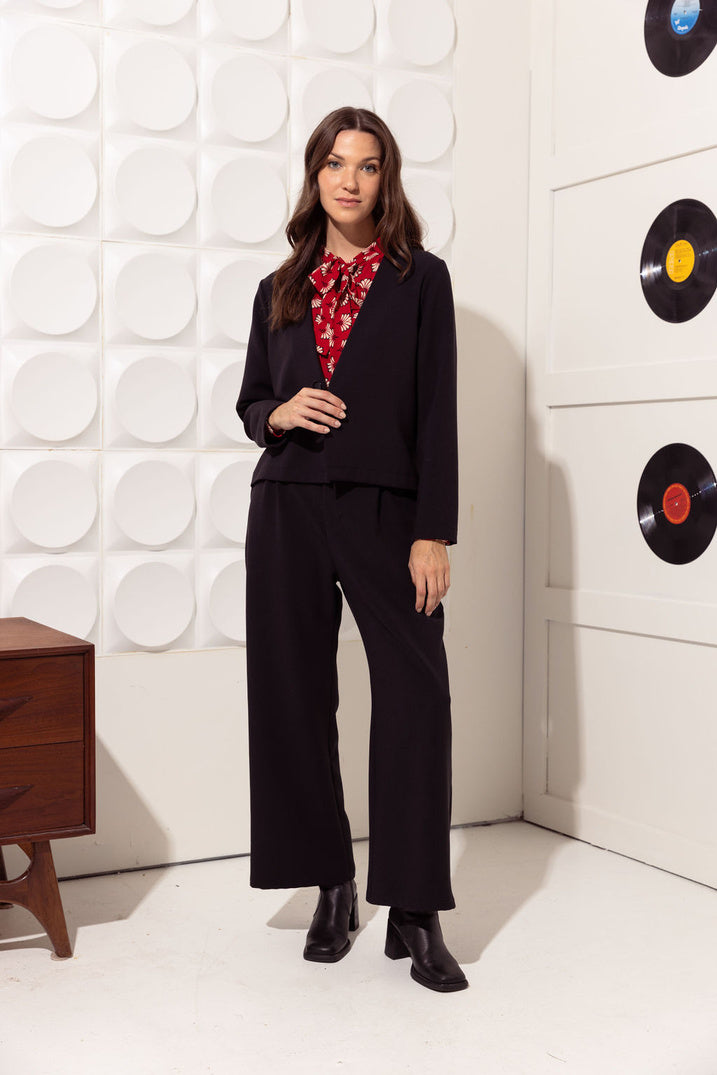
[317,129,382,235]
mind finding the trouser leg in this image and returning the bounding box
[244,481,355,889]
[326,484,455,911]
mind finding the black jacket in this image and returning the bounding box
[236,249,458,544]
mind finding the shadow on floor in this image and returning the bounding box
[266,820,563,966]
[0,865,163,957]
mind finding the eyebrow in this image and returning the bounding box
[328,153,381,163]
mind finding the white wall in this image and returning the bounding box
[524,0,717,887]
[0,1,527,878]
[448,0,528,824]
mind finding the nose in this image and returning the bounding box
[342,171,360,193]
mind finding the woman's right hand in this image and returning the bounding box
[268,387,346,435]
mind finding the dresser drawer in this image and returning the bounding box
[0,655,84,748]
[0,742,84,839]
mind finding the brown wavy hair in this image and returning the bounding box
[269,107,424,331]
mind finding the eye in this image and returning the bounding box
[362,164,378,174]
[326,159,341,170]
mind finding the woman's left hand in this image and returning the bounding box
[408,540,450,616]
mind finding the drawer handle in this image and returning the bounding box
[0,785,32,811]
[0,696,33,722]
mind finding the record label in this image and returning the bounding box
[672,0,700,35]
[637,443,717,564]
[662,481,691,523]
[640,198,717,322]
[665,238,695,282]
[645,0,717,76]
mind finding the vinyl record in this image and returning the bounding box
[645,0,717,77]
[637,442,717,563]
[639,198,717,322]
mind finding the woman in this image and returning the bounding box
[236,107,465,993]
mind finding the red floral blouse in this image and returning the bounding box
[308,238,384,384]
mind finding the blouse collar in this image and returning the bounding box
[321,236,382,268]
[309,237,383,297]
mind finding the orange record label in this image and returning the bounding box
[663,482,691,525]
[665,239,695,283]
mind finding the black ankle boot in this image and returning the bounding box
[385,907,468,992]
[303,879,359,963]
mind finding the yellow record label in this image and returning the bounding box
[665,239,695,283]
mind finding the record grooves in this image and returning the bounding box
[637,442,717,563]
[640,198,717,322]
[645,0,717,77]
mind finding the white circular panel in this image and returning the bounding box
[12,137,97,227]
[115,41,196,131]
[387,82,454,163]
[403,174,454,251]
[11,245,97,335]
[212,160,285,243]
[12,353,97,442]
[113,461,194,547]
[125,0,194,25]
[302,0,374,53]
[209,560,246,642]
[115,356,196,443]
[11,565,97,640]
[209,461,255,543]
[210,363,249,441]
[212,56,287,142]
[114,562,194,648]
[302,71,372,134]
[211,261,263,343]
[115,253,195,339]
[115,147,196,235]
[12,26,97,120]
[11,461,97,549]
[387,0,455,66]
[213,0,288,40]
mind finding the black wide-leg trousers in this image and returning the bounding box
[244,480,455,911]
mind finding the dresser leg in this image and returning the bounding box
[0,841,72,957]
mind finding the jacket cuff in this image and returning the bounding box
[244,400,290,449]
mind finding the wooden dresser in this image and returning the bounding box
[0,618,95,957]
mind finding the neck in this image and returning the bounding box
[324,219,377,262]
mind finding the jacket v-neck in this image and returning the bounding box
[302,255,392,391]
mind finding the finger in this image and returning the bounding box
[299,406,341,429]
[302,421,331,433]
[300,388,346,413]
[425,576,439,616]
[311,399,346,419]
[295,413,332,433]
[298,401,343,423]
[414,575,426,613]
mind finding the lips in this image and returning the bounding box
[336,199,360,206]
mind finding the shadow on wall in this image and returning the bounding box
[520,382,580,872]
[541,453,580,840]
[0,738,169,956]
[448,307,526,824]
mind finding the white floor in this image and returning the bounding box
[1,821,716,1075]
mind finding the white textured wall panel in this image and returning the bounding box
[0,0,473,873]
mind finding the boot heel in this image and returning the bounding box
[384,920,410,960]
[349,893,359,932]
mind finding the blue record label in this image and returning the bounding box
[671,0,701,34]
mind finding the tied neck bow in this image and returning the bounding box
[309,239,383,358]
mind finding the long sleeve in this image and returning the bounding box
[412,258,459,545]
[236,278,289,450]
